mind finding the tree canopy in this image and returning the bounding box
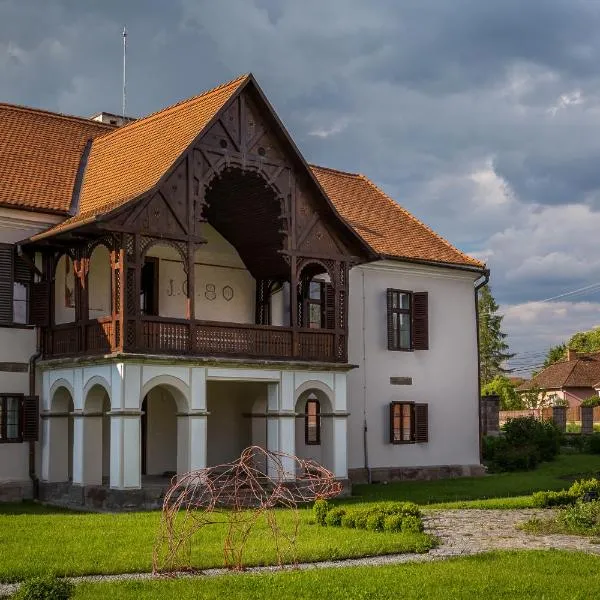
[481,375,523,410]
[478,285,514,384]
[543,327,600,368]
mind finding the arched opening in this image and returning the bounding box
[47,385,74,482]
[141,384,188,478]
[54,254,75,324]
[295,388,333,471]
[206,381,267,465]
[82,384,111,485]
[87,245,112,320]
[297,263,334,330]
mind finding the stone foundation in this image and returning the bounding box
[0,480,33,503]
[348,464,485,485]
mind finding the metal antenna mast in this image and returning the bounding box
[122,26,127,118]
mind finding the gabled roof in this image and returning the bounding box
[0,104,113,214]
[518,353,600,391]
[311,166,484,268]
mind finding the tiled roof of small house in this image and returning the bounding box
[311,165,484,268]
[0,103,113,213]
[518,353,600,391]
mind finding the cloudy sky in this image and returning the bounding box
[3,0,600,373]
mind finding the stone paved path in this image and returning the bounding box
[2,509,600,596]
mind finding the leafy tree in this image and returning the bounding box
[520,386,549,410]
[481,375,523,410]
[478,285,514,384]
[543,327,600,368]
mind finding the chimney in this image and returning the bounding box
[567,347,577,361]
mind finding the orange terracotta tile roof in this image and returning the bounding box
[0,104,113,213]
[78,74,249,216]
[518,353,600,391]
[311,165,484,268]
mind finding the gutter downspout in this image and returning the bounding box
[28,328,42,500]
[361,269,371,484]
[474,269,491,463]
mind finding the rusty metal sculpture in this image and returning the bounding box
[153,446,342,573]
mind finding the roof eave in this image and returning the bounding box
[378,253,487,274]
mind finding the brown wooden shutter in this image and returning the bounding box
[386,288,395,349]
[414,403,429,443]
[324,282,335,329]
[14,251,32,283]
[30,281,50,327]
[412,292,429,350]
[0,244,13,325]
[21,395,39,441]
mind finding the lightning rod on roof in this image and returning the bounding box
[122,26,127,119]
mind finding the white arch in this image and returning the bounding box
[82,375,111,405]
[141,374,190,412]
[295,380,334,410]
[49,379,75,410]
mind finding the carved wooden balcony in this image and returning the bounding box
[43,316,346,363]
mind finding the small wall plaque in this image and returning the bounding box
[390,376,412,386]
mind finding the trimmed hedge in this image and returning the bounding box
[532,478,600,508]
[313,501,424,534]
[15,576,74,600]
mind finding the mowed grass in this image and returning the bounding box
[351,453,600,508]
[73,551,600,600]
[0,504,433,583]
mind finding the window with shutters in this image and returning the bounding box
[305,395,321,445]
[0,395,23,442]
[0,244,33,327]
[386,289,428,351]
[389,401,428,444]
[302,279,335,329]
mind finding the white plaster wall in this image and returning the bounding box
[144,388,178,476]
[347,261,481,470]
[54,254,75,324]
[88,246,111,319]
[146,226,256,323]
[0,207,62,244]
[0,328,36,482]
[206,381,266,465]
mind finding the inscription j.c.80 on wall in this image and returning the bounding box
[166,279,235,302]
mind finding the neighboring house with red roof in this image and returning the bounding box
[517,349,600,407]
[0,74,486,506]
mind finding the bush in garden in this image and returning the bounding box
[502,416,562,462]
[354,510,370,530]
[324,507,345,527]
[558,501,600,533]
[366,513,385,532]
[586,433,600,454]
[341,512,356,528]
[313,499,330,526]
[383,514,404,532]
[483,436,540,472]
[532,479,600,508]
[401,515,424,533]
[15,576,74,600]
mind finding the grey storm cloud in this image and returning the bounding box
[4,0,600,358]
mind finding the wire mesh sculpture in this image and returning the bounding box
[153,446,342,573]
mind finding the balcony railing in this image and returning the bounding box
[44,316,345,363]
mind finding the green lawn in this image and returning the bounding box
[72,551,600,599]
[351,454,600,507]
[0,504,433,583]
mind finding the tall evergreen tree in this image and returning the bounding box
[478,285,514,384]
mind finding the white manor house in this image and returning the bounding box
[0,74,487,508]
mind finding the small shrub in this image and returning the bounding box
[366,513,384,532]
[563,434,586,452]
[531,490,575,508]
[383,514,404,532]
[502,416,562,462]
[15,576,74,600]
[401,515,424,533]
[558,501,600,532]
[354,510,369,530]
[581,396,600,408]
[485,440,540,472]
[324,507,345,527]
[313,499,330,526]
[341,513,356,528]
[569,478,600,498]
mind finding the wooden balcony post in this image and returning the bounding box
[186,241,195,352]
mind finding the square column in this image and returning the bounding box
[40,414,70,482]
[332,415,348,479]
[72,413,103,486]
[266,382,295,479]
[178,412,208,473]
[109,411,142,489]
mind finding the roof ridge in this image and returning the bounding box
[93,74,250,142]
[310,164,361,178]
[0,102,116,130]
[357,173,485,267]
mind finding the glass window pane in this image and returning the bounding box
[6,397,20,439]
[309,281,322,300]
[13,282,27,324]
[309,303,321,328]
[399,293,410,310]
[399,313,411,349]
